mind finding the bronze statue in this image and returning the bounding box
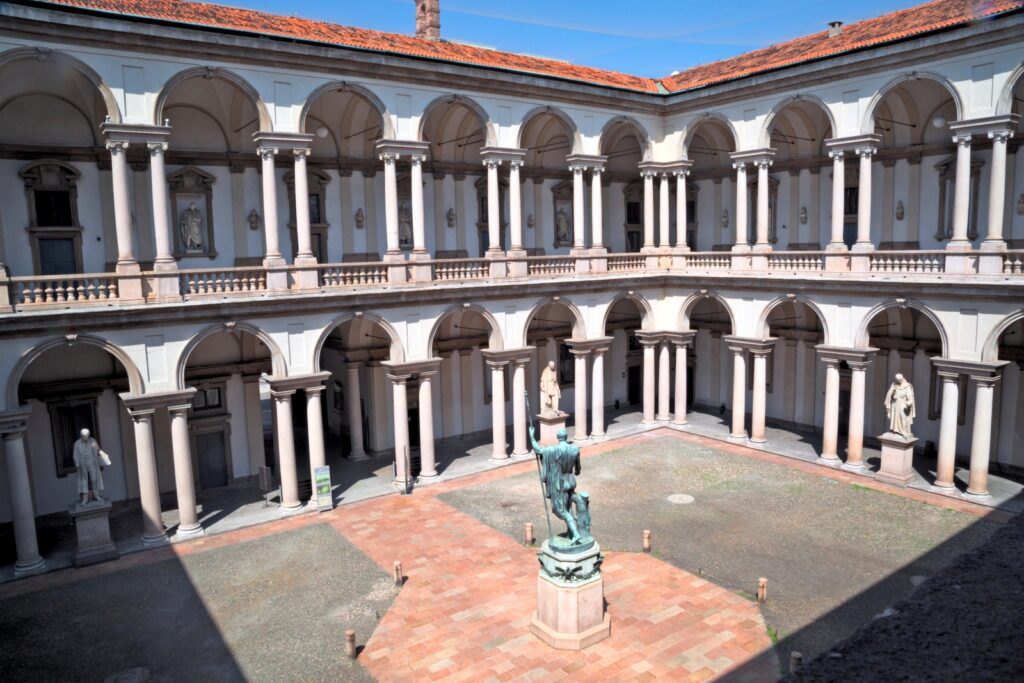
[529,425,591,545]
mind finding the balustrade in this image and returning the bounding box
[179,267,267,298]
[7,274,120,310]
[1002,251,1024,275]
[606,254,646,272]
[319,262,388,287]
[431,258,490,281]
[868,251,946,274]
[679,252,731,270]
[768,252,827,272]
[527,255,575,276]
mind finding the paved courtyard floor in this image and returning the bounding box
[0,429,1009,681]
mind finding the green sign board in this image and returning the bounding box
[314,465,333,511]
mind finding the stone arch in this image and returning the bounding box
[602,292,654,334]
[155,66,272,130]
[981,309,1024,362]
[417,94,497,146]
[755,295,831,345]
[0,46,122,124]
[677,290,737,332]
[427,304,505,352]
[679,112,739,158]
[598,116,653,161]
[759,94,837,148]
[310,312,406,367]
[298,81,395,139]
[517,105,582,154]
[175,322,286,390]
[996,61,1024,116]
[861,71,964,136]
[5,334,143,409]
[521,297,586,347]
[854,299,950,356]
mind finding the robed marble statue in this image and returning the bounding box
[73,428,111,505]
[884,373,916,438]
[539,360,561,416]
[529,425,592,545]
[179,202,203,251]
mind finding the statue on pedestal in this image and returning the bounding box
[73,428,111,506]
[539,360,562,416]
[884,373,916,438]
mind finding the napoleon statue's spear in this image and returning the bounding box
[524,390,555,542]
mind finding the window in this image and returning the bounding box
[48,398,99,477]
[843,187,859,217]
[191,385,223,412]
[626,200,641,225]
[38,237,78,275]
[34,190,74,227]
[20,160,83,275]
[308,193,323,225]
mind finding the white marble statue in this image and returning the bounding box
[555,208,571,244]
[884,373,916,438]
[73,428,111,505]
[179,202,203,250]
[540,360,561,416]
[399,202,413,247]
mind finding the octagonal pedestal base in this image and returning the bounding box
[530,539,610,650]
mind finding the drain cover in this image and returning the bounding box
[666,493,695,505]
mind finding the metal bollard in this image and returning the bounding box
[642,529,651,553]
[789,651,802,673]
[394,560,403,586]
[757,577,768,603]
[345,629,357,659]
[525,522,534,546]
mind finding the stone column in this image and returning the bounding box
[934,370,960,490]
[591,167,604,250]
[509,161,524,251]
[410,154,427,255]
[674,169,689,249]
[512,357,529,455]
[728,344,747,440]
[382,153,401,255]
[168,402,204,533]
[754,159,772,250]
[642,170,655,248]
[657,339,671,421]
[571,164,586,250]
[672,339,689,425]
[107,139,138,270]
[147,141,175,269]
[387,373,411,485]
[1,414,46,576]
[293,147,315,262]
[659,173,671,248]
[949,134,972,247]
[733,162,749,250]
[485,159,502,252]
[305,385,327,503]
[854,147,875,251]
[828,150,846,249]
[966,374,1000,498]
[128,409,167,546]
[418,369,438,479]
[488,361,508,460]
[819,357,841,463]
[591,348,607,439]
[572,349,589,439]
[750,348,770,444]
[270,390,301,511]
[641,339,657,423]
[845,358,871,468]
[449,349,464,437]
[345,362,368,461]
[984,129,1013,248]
[258,146,284,266]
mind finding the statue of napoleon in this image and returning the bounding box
[73,428,111,505]
[529,425,592,546]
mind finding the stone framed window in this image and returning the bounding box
[475,175,508,256]
[47,396,99,478]
[934,155,983,242]
[550,179,573,249]
[168,165,217,258]
[623,182,642,252]
[746,174,779,245]
[285,167,332,261]
[19,160,84,275]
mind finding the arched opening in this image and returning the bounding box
[766,300,826,431]
[420,97,492,257]
[602,296,649,422]
[519,108,578,255]
[869,78,963,249]
[993,316,1023,470]
[687,296,735,419]
[600,119,650,253]
[764,100,834,249]
[0,52,116,275]
[682,117,738,251]
[525,301,584,431]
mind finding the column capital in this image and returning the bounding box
[409,154,426,166]
[147,141,169,154]
[814,345,878,365]
[105,139,129,154]
[635,330,669,346]
[855,146,878,159]
[292,146,312,159]
[948,113,1020,139]
[564,337,612,354]
[724,336,777,354]
[120,388,197,413]
[380,152,400,164]
[988,129,1015,143]
[128,407,156,422]
[257,146,278,160]
[951,133,973,147]
[382,358,443,376]
[565,153,607,172]
[385,372,412,384]
[101,122,172,146]
[665,330,697,347]
[731,160,748,172]
[825,134,881,154]
[264,371,332,394]
[0,406,32,437]
[931,358,1008,382]
[480,146,527,165]
[730,148,775,167]
[828,149,845,161]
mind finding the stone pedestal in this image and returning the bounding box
[69,500,119,567]
[530,539,610,650]
[875,432,917,487]
[537,411,568,447]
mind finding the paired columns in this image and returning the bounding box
[814,347,876,467]
[564,154,609,256]
[479,147,528,270]
[724,337,776,443]
[637,161,693,251]
[823,135,881,254]
[374,140,432,264]
[636,332,694,428]
[564,339,613,442]
[383,359,442,484]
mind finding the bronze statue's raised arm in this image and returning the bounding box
[528,425,543,454]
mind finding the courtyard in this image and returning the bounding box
[0,430,1007,681]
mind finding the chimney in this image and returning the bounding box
[828,21,843,38]
[415,0,441,40]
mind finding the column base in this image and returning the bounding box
[671,417,688,427]
[349,452,370,462]
[815,455,842,468]
[840,460,867,472]
[512,448,531,457]
[417,470,439,481]
[261,254,287,268]
[640,418,657,426]
[851,242,875,253]
[152,257,179,272]
[929,483,960,496]
[175,522,206,537]
[141,532,170,548]
[748,436,766,446]
[114,260,144,302]
[825,242,848,253]
[727,432,748,443]
[13,556,47,578]
[588,432,607,442]
[489,453,510,463]
[964,489,990,501]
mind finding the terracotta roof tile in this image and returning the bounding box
[661,0,1024,92]
[32,0,1024,96]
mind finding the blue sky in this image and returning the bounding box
[236,0,914,77]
